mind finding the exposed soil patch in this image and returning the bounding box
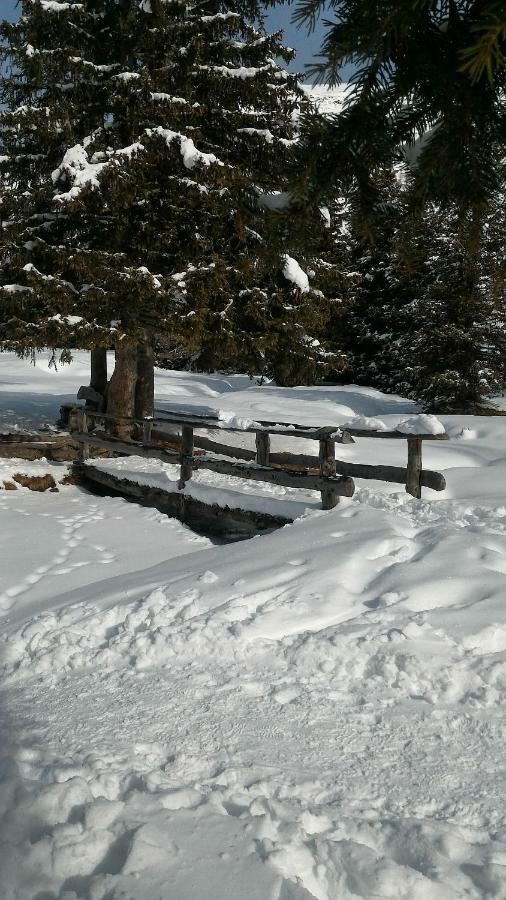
[13,473,58,492]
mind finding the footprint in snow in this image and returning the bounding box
[272,685,301,706]
[199,570,218,584]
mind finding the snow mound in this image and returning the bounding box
[396,413,446,435]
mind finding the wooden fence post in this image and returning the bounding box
[142,420,153,447]
[178,425,194,489]
[406,438,422,499]
[75,408,90,462]
[255,431,270,466]
[319,437,338,509]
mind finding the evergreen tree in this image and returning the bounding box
[0,0,331,422]
[339,185,506,409]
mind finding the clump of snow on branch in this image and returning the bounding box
[146,127,223,170]
[282,255,310,293]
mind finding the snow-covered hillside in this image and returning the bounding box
[2,352,506,899]
[303,83,349,117]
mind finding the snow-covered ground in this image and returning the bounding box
[2,352,506,899]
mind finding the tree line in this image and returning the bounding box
[1,0,504,422]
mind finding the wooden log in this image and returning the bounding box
[184,433,256,462]
[193,455,355,496]
[84,408,449,444]
[406,437,423,498]
[319,437,338,509]
[334,457,445,492]
[0,436,76,462]
[255,432,270,466]
[179,424,194,489]
[346,428,448,441]
[89,409,354,442]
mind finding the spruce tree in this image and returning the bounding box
[0,0,331,423]
[339,186,506,409]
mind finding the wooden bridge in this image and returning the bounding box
[70,406,448,515]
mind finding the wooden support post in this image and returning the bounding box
[406,438,422,499]
[255,431,270,466]
[75,408,90,462]
[178,425,194,489]
[142,420,153,447]
[319,437,338,509]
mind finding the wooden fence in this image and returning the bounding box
[70,406,447,510]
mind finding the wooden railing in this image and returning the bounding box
[71,408,355,509]
[70,406,448,509]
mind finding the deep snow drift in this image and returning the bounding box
[1,352,506,900]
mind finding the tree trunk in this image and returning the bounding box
[106,343,137,439]
[87,348,108,410]
[135,340,155,420]
[90,348,108,396]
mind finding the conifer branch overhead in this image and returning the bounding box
[291,0,506,230]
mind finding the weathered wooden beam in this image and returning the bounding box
[406,437,423,498]
[84,408,353,442]
[72,432,180,464]
[319,437,338,509]
[179,424,194,489]
[76,407,448,444]
[255,432,270,466]
[345,428,448,441]
[335,457,445,492]
[193,455,355,496]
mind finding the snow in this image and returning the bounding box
[257,189,292,210]
[114,72,141,82]
[341,414,389,432]
[52,141,146,201]
[49,314,84,325]
[282,255,310,293]
[2,352,506,898]
[396,413,446,436]
[237,127,275,143]
[39,0,83,10]
[52,143,108,201]
[1,284,32,293]
[146,126,223,170]
[199,64,285,80]
[303,84,350,117]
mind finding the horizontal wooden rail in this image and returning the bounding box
[345,428,448,441]
[79,408,353,443]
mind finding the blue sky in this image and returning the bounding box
[2,0,330,72]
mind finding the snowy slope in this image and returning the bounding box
[2,352,506,899]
